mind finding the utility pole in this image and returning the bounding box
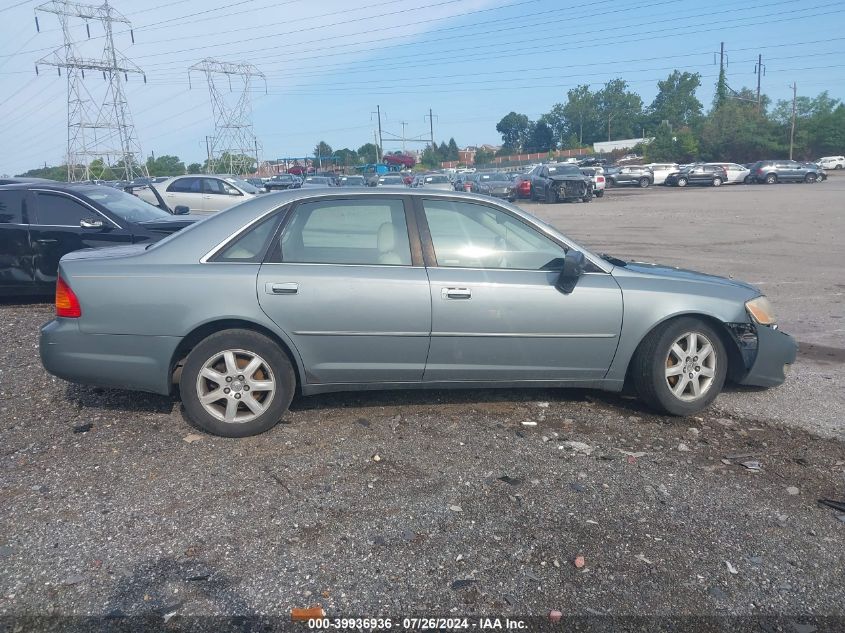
[789,82,797,160]
[755,54,766,113]
[375,105,383,161]
[399,121,409,154]
[35,0,148,182]
[189,59,266,175]
[424,108,437,146]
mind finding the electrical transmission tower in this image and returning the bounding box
[189,59,266,175]
[35,1,148,182]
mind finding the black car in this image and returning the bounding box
[664,164,728,187]
[0,183,199,296]
[747,160,823,184]
[337,175,367,187]
[528,163,593,203]
[473,172,517,201]
[264,174,302,191]
[605,165,653,188]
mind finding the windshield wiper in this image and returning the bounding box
[600,253,627,266]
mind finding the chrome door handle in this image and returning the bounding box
[265,282,298,295]
[442,287,471,300]
[34,238,58,244]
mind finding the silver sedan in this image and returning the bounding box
[40,189,796,437]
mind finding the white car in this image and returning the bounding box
[580,167,606,197]
[707,163,751,184]
[817,156,844,170]
[414,174,454,190]
[643,163,679,186]
[138,175,260,214]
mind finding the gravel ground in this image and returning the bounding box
[2,181,845,631]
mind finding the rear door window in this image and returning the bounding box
[0,190,26,224]
[167,177,202,193]
[33,192,101,226]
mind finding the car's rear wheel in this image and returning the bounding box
[765,173,778,184]
[181,329,295,437]
[835,164,843,170]
[676,177,688,187]
[595,189,604,198]
[631,317,727,416]
[712,177,722,187]
[638,177,650,188]
[804,173,817,183]
[545,186,557,203]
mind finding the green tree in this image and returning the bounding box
[421,143,441,168]
[187,162,202,174]
[473,147,495,165]
[596,79,644,141]
[334,147,359,166]
[648,71,703,129]
[447,137,460,161]
[357,143,380,163]
[438,141,449,161]
[16,164,68,181]
[526,120,555,152]
[496,111,531,152]
[204,153,256,175]
[699,89,782,162]
[145,154,185,177]
[644,123,699,163]
[313,141,333,161]
[559,84,601,145]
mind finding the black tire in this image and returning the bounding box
[180,329,296,437]
[676,177,688,187]
[638,177,650,188]
[545,186,556,204]
[804,173,817,183]
[582,191,593,202]
[631,317,728,416]
[765,173,778,184]
[595,189,604,198]
[712,177,722,187]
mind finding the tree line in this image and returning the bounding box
[493,71,845,163]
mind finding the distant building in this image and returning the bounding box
[592,138,652,153]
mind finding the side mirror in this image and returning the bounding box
[556,250,586,294]
[79,218,103,229]
[173,205,190,215]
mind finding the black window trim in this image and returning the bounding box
[166,176,202,194]
[30,189,121,229]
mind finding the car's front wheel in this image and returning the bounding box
[765,173,778,184]
[631,317,727,416]
[638,177,650,188]
[676,177,688,187]
[804,173,817,183]
[180,329,295,437]
[712,177,722,187]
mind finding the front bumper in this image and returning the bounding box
[40,319,181,395]
[736,323,798,387]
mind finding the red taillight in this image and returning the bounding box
[55,276,81,318]
[597,176,605,183]
[463,182,472,191]
[519,180,531,193]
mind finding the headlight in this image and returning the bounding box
[745,296,776,325]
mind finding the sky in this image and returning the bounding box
[1,0,844,176]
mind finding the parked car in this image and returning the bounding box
[300,176,335,188]
[528,163,593,202]
[414,174,454,191]
[265,174,301,191]
[140,175,260,214]
[375,174,406,188]
[512,173,533,199]
[473,172,517,201]
[707,163,751,184]
[665,164,728,187]
[606,165,654,188]
[337,175,367,187]
[453,173,477,192]
[643,163,679,186]
[799,162,826,181]
[40,189,796,437]
[747,160,823,184]
[817,155,844,170]
[580,168,605,197]
[0,183,198,296]
[245,178,267,190]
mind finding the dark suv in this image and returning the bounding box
[605,165,653,188]
[748,160,823,184]
[665,164,728,187]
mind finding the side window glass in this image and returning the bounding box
[34,193,100,226]
[0,191,25,223]
[167,178,200,193]
[214,213,280,262]
[273,198,411,266]
[422,199,566,270]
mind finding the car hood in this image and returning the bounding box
[620,261,760,293]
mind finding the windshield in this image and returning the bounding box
[478,173,509,181]
[224,177,259,194]
[76,186,171,222]
[379,176,403,184]
[547,165,579,175]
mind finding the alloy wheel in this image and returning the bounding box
[664,332,717,402]
[195,349,276,423]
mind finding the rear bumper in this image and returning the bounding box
[39,319,180,395]
[738,324,798,387]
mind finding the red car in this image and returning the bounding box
[512,174,532,199]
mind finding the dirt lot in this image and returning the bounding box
[1,178,844,631]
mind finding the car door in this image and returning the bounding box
[202,177,245,212]
[417,197,623,382]
[163,177,205,213]
[28,190,135,289]
[0,189,34,293]
[257,195,431,384]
